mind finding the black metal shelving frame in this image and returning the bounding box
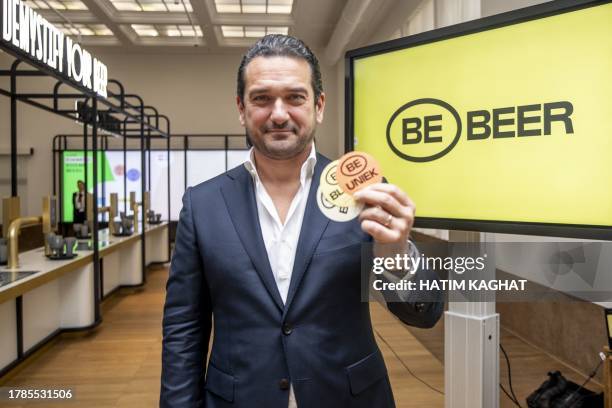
[0,45,171,377]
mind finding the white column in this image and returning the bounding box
[102,251,121,296]
[445,231,499,408]
[23,280,61,350]
[145,225,169,264]
[119,240,142,285]
[59,263,95,328]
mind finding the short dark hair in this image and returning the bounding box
[237,34,323,103]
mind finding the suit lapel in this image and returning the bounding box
[283,155,330,314]
[221,166,285,312]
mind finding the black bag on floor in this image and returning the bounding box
[526,371,603,408]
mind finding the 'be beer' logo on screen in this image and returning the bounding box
[386,98,574,162]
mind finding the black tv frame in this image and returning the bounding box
[345,0,612,241]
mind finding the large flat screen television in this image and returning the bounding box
[345,0,612,240]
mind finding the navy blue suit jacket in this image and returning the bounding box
[161,153,444,407]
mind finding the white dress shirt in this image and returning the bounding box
[244,144,317,305]
[75,192,85,211]
[244,144,317,408]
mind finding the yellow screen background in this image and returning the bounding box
[353,3,612,227]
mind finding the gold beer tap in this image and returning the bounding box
[129,191,149,234]
[97,193,118,234]
[4,196,56,269]
[8,217,42,268]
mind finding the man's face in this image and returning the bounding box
[77,181,85,192]
[237,56,325,160]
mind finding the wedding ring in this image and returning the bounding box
[384,213,393,227]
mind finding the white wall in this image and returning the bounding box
[0,50,339,217]
[481,0,552,17]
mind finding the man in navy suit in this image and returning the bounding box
[161,34,443,408]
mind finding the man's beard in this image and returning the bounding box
[245,125,315,160]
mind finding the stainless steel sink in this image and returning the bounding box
[0,271,38,287]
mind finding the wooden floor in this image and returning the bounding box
[1,265,601,407]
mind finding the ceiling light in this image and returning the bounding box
[46,1,66,9]
[245,26,265,38]
[63,1,87,10]
[220,25,289,38]
[112,1,141,11]
[166,25,182,36]
[215,0,240,13]
[266,26,288,35]
[79,27,95,36]
[214,0,293,14]
[166,3,184,11]
[128,24,202,37]
[178,25,201,36]
[221,25,244,38]
[56,23,113,37]
[110,0,192,12]
[131,24,159,37]
[37,0,88,10]
[268,0,292,14]
[27,1,49,9]
[268,4,291,14]
[93,25,113,36]
[243,0,266,14]
[142,4,167,12]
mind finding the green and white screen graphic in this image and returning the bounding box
[61,151,140,223]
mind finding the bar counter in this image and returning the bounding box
[0,222,169,373]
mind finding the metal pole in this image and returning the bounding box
[225,135,229,171]
[140,105,146,284]
[11,60,24,361]
[52,137,57,197]
[184,135,188,190]
[12,56,25,363]
[58,137,63,226]
[52,137,57,226]
[92,98,101,322]
[10,61,19,196]
[101,133,107,220]
[147,130,151,192]
[166,119,171,259]
[123,124,127,214]
[83,121,88,223]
